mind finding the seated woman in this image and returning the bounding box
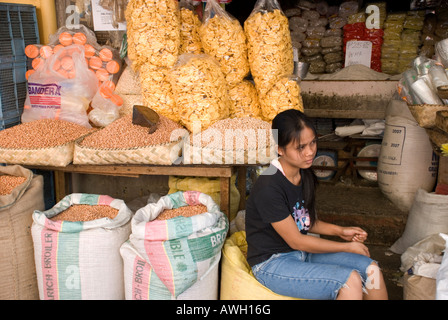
[245,109,388,300]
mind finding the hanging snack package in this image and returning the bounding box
[179,0,203,54]
[199,0,250,87]
[261,75,304,122]
[169,54,230,133]
[22,45,99,128]
[125,0,180,71]
[244,0,294,98]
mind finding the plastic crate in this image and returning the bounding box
[0,3,39,64]
[0,59,27,130]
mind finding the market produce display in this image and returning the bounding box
[0,119,94,166]
[74,114,186,165]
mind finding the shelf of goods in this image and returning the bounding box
[301,80,399,119]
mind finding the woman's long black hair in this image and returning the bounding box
[272,109,318,227]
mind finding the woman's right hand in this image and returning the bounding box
[345,241,370,257]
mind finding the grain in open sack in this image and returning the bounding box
[79,114,184,149]
[50,204,118,222]
[0,175,27,195]
[155,204,207,220]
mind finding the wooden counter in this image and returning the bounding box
[26,164,252,218]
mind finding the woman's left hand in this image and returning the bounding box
[339,227,368,243]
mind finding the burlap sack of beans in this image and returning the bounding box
[0,165,44,300]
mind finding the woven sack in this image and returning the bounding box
[0,165,44,300]
[31,193,132,300]
[73,136,184,165]
[120,240,220,300]
[408,104,448,128]
[128,191,228,298]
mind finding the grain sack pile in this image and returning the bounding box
[31,193,132,300]
[0,165,45,300]
[120,191,228,299]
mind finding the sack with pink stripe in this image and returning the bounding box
[121,191,228,299]
[31,193,132,300]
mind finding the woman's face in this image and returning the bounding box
[279,126,317,169]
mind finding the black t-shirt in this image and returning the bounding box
[245,164,311,268]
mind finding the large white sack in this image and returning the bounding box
[378,99,438,212]
[31,193,132,300]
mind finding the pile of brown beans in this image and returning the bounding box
[0,175,27,195]
[80,114,184,149]
[0,119,94,149]
[155,204,207,220]
[50,204,118,222]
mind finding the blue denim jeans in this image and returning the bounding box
[251,250,375,300]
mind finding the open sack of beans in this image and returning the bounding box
[31,193,132,300]
[73,114,188,165]
[0,119,94,167]
[0,165,44,300]
[120,191,228,299]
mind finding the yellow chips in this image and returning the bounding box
[200,14,250,87]
[169,54,231,133]
[179,7,203,54]
[229,80,262,119]
[140,63,179,123]
[125,0,180,70]
[244,9,294,98]
[261,76,304,122]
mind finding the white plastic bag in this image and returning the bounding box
[436,233,448,300]
[22,45,99,128]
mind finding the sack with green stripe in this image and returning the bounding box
[124,191,228,299]
[31,193,132,300]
